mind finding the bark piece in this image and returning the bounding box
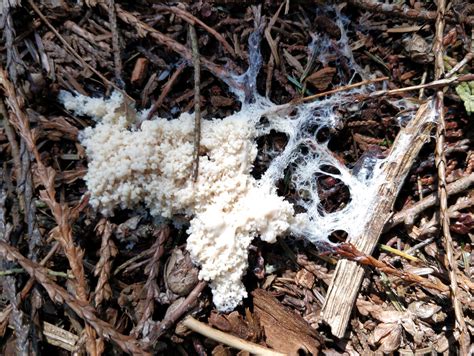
[321,102,436,338]
[252,289,321,355]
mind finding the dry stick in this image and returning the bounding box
[335,244,449,293]
[347,0,472,25]
[445,52,474,78]
[189,24,202,182]
[149,281,207,344]
[367,74,474,99]
[385,173,474,229]
[146,62,186,120]
[0,67,100,354]
[157,5,235,57]
[295,76,389,104]
[0,241,149,356]
[265,74,474,118]
[182,316,285,356]
[321,102,436,338]
[107,0,124,86]
[433,1,470,352]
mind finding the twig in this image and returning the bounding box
[295,76,389,104]
[182,316,285,356]
[149,281,207,344]
[189,24,201,182]
[113,248,154,276]
[264,74,474,117]
[146,62,186,120]
[0,267,71,278]
[379,244,419,262]
[107,0,124,87]
[445,53,474,78]
[0,241,150,355]
[335,244,449,292]
[367,74,474,98]
[156,5,235,56]
[385,173,474,229]
[433,1,470,352]
[347,0,472,25]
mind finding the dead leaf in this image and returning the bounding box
[407,301,441,319]
[252,289,321,355]
[208,310,261,342]
[305,67,336,91]
[369,323,402,353]
[371,309,409,323]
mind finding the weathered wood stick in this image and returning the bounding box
[321,101,436,338]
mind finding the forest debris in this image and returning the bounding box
[322,102,437,337]
[305,67,336,91]
[0,240,149,355]
[385,173,474,229]
[183,315,283,356]
[93,218,117,306]
[252,289,321,355]
[131,57,148,85]
[208,310,262,342]
[164,248,199,296]
[433,0,470,351]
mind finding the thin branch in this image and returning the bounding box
[433,0,470,352]
[149,281,207,344]
[182,316,285,356]
[334,243,449,292]
[146,62,186,120]
[157,5,235,56]
[189,24,202,182]
[347,0,472,25]
[107,0,124,87]
[385,173,474,229]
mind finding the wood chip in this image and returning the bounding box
[131,57,149,85]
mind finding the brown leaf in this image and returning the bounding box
[407,301,441,319]
[305,67,336,91]
[371,310,409,323]
[210,95,234,108]
[208,310,261,342]
[252,289,321,355]
[378,324,402,353]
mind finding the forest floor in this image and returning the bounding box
[0,1,473,355]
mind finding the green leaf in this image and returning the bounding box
[455,81,474,115]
